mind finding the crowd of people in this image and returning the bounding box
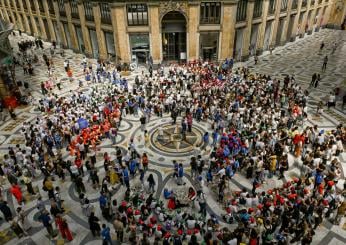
[0,34,345,245]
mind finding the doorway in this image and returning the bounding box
[161,11,186,61]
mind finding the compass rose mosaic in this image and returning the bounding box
[150,123,204,155]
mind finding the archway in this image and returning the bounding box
[161,11,187,61]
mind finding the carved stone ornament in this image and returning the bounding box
[159,1,188,19]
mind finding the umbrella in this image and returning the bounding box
[77,118,89,129]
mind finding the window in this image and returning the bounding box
[127,4,148,26]
[281,0,288,11]
[84,2,94,21]
[292,0,298,9]
[58,0,66,16]
[47,0,55,15]
[104,31,116,56]
[71,0,79,19]
[302,0,308,7]
[236,0,248,22]
[268,0,276,14]
[311,0,316,6]
[318,0,322,4]
[253,0,263,18]
[38,0,44,13]
[100,3,111,24]
[200,2,221,24]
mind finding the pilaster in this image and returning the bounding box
[188,2,199,61]
[219,2,238,60]
[12,0,24,31]
[280,0,293,44]
[241,0,255,60]
[18,0,31,33]
[5,0,16,26]
[53,0,67,47]
[92,2,107,59]
[290,0,302,40]
[1,0,10,22]
[148,3,162,64]
[34,0,47,40]
[110,3,130,63]
[64,0,79,50]
[43,0,56,42]
[307,6,317,33]
[25,0,39,36]
[269,0,282,46]
[256,0,270,54]
[77,2,92,57]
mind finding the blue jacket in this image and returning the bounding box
[178,166,184,177]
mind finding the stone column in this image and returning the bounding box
[219,1,238,60]
[322,1,333,26]
[34,0,47,40]
[18,0,31,33]
[77,1,92,57]
[13,0,24,31]
[92,2,107,59]
[327,0,346,27]
[279,0,293,44]
[1,0,10,22]
[269,0,282,47]
[43,0,56,42]
[53,0,67,47]
[241,0,255,60]
[148,3,161,64]
[5,0,16,25]
[25,0,38,36]
[110,3,130,63]
[256,0,269,55]
[188,2,200,61]
[290,0,302,40]
[64,0,79,50]
[307,6,317,33]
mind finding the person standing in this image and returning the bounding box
[0,200,13,221]
[23,173,35,195]
[10,184,23,205]
[101,224,113,245]
[177,163,186,185]
[310,73,317,87]
[38,210,56,238]
[113,218,124,242]
[17,207,31,232]
[314,74,321,88]
[88,212,101,237]
[319,42,325,52]
[55,215,73,241]
[322,55,328,72]
[147,174,156,193]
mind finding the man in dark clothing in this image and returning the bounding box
[322,56,328,72]
[310,73,317,87]
[38,210,56,237]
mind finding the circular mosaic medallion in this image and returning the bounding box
[150,123,204,155]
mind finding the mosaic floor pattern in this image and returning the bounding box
[0,29,345,245]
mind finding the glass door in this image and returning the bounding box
[162,32,186,61]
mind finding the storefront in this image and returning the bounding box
[129,33,149,64]
[199,32,218,61]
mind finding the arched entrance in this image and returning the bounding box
[161,11,187,61]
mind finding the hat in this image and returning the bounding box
[322,200,329,206]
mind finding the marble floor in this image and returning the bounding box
[0,28,345,245]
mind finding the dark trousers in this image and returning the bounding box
[116,230,124,242]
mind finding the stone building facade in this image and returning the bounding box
[0,0,341,64]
